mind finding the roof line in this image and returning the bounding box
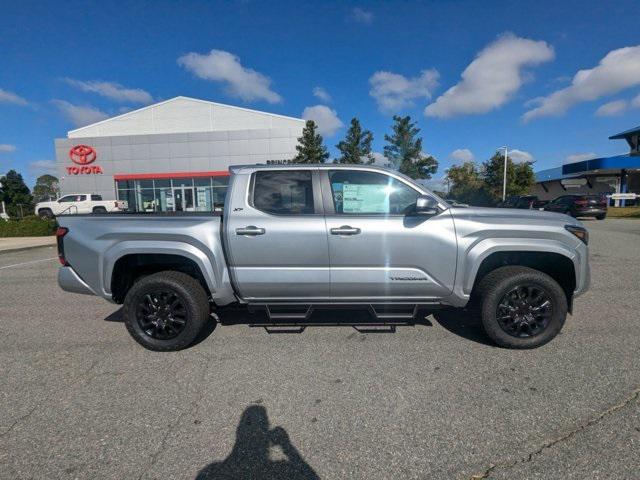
[67,96,304,136]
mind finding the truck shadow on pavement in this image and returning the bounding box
[195,405,320,480]
[431,309,494,346]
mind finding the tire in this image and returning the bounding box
[93,207,107,214]
[475,266,567,349]
[122,271,211,351]
[38,208,54,219]
[596,214,606,220]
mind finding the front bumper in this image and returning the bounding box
[573,242,590,298]
[58,266,96,296]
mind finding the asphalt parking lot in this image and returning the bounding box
[1,219,639,479]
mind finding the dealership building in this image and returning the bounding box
[533,125,640,206]
[55,96,305,212]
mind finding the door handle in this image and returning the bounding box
[236,226,266,236]
[330,225,361,236]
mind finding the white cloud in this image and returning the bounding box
[565,152,597,164]
[63,78,153,104]
[370,152,390,167]
[0,88,28,106]
[313,86,332,102]
[29,160,58,176]
[509,149,534,164]
[425,33,554,118]
[52,100,109,127]
[0,144,16,153]
[350,7,373,24]
[177,49,282,104]
[369,69,439,113]
[632,93,640,108]
[449,148,475,163]
[523,45,640,122]
[301,105,344,137]
[595,99,628,117]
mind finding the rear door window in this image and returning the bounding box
[252,170,315,215]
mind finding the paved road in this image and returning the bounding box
[1,220,639,479]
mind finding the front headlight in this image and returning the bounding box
[565,225,588,245]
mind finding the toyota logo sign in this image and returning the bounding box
[66,144,103,175]
[69,145,97,165]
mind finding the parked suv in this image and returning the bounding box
[543,194,607,220]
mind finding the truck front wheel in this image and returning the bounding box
[122,271,211,351]
[476,266,567,349]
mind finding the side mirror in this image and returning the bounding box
[414,195,439,215]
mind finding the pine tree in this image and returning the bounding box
[293,120,329,163]
[383,115,438,179]
[335,118,374,164]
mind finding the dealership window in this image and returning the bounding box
[115,176,229,212]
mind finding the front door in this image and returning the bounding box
[173,185,195,212]
[322,169,457,301]
[225,169,330,301]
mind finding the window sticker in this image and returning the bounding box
[342,184,389,213]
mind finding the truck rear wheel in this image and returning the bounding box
[122,271,211,351]
[38,208,54,218]
[476,266,567,349]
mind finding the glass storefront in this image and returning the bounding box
[116,176,229,212]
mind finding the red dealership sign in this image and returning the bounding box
[67,145,103,175]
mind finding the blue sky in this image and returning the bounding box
[1,0,640,187]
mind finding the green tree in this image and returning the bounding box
[482,151,536,204]
[293,120,330,163]
[0,170,33,217]
[446,161,492,206]
[335,118,374,164]
[383,115,438,179]
[32,174,60,202]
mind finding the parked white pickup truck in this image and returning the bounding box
[36,194,127,217]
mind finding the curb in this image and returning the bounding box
[0,243,57,255]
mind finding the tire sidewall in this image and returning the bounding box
[481,269,567,349]
[123,273,208,351]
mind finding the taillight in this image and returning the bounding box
[56,227,69,266]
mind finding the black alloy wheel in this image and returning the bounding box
[496,285,552,338]
[136,291,187,340]
[476,266,568,349]
[123,271,211,351]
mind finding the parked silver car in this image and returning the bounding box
[56,165,590,351]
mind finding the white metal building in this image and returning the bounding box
[54,97,305,212]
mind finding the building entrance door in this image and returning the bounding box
[173,186,195,212]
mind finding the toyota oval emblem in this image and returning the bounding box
[69,145,97,165]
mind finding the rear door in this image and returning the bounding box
[225,169,330,301]
[322,169,457,301]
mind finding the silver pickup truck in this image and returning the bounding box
[57,164,590,351]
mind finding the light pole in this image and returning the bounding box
[498,146,508,201]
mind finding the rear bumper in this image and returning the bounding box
[575,208,606,216]
[58,266,96,296]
